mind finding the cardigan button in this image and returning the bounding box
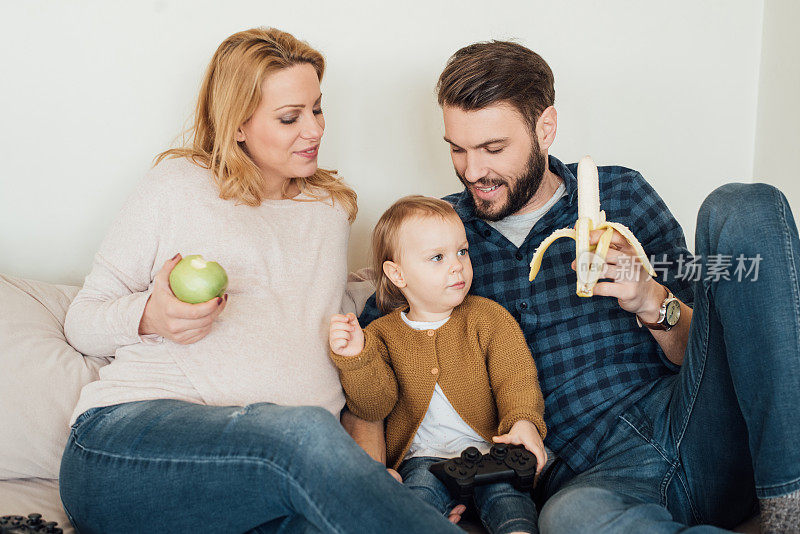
[431,367,439,375]
[427,330,435,337]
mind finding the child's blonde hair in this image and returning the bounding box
[372,195,461,313]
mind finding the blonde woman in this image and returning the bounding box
[59,28,460,534]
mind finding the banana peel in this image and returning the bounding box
[528,156,656,297]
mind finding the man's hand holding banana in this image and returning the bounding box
[569,229,669,322]
[529,155,669,322]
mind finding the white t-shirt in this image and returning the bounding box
[486,182,566,248]
[400,311,491,460]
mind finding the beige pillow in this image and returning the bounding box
[340,267,377,317]
[0,274,109,479]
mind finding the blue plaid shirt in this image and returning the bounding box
[359,155,694,473]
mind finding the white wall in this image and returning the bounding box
[754,0,800,225]
[0,0,767,285]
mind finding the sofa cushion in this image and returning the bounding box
[0,274,108,480]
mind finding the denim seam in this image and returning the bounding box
[618,414,690,516]
[618,415,673,465]
[757,473,800,496]
[658,461,678,509]
[674,468,703,524]
[753,187,800,500]
[775,186,800,366]
[68,439,345,534]
[672,284,711,450]
[59,494,80,534]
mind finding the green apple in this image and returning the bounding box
[169,255,228,304]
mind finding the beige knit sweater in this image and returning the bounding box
[65,157,350,425]
[330,295,546,469]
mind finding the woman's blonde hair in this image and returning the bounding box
[372,195,460,313]
[156,27,357,222]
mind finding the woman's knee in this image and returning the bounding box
[248,404,342,439]
[286,405,342,436]
[260,405,369,466]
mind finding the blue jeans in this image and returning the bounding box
[59,400,462,534]
[398,456,539,534]
[537,183,800,533]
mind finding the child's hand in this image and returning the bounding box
[493,420,547,474]
[329,313,365,357]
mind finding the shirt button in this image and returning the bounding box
[431,367,439,375]
[427,330,435,337]
[515,252,524,261]
[520,302,529,310]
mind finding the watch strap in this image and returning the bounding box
[636,290,675,331]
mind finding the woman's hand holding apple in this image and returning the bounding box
[138,253,228,344]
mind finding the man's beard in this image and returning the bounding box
[456,140,547,222]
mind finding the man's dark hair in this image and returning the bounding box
[436,40,555,131]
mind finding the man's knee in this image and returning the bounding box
[696,182,789,255]
[698,183,784,230]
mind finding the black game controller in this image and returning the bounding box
[0,514,63,533]
[429,443,537,501]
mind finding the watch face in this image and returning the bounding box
[665,300,681,326]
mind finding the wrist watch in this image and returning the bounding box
[636,289,681,331]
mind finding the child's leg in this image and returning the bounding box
[474,482,539,534]
[397,457,460,516]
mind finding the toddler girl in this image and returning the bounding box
[329,195,547,534]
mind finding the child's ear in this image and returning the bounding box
[235,127,246,143]
[383,260,406,288]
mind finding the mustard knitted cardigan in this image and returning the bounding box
[330,295,546,469]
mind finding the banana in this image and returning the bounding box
[528,156,656,297]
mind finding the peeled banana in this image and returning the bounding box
[528,156,656,297]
